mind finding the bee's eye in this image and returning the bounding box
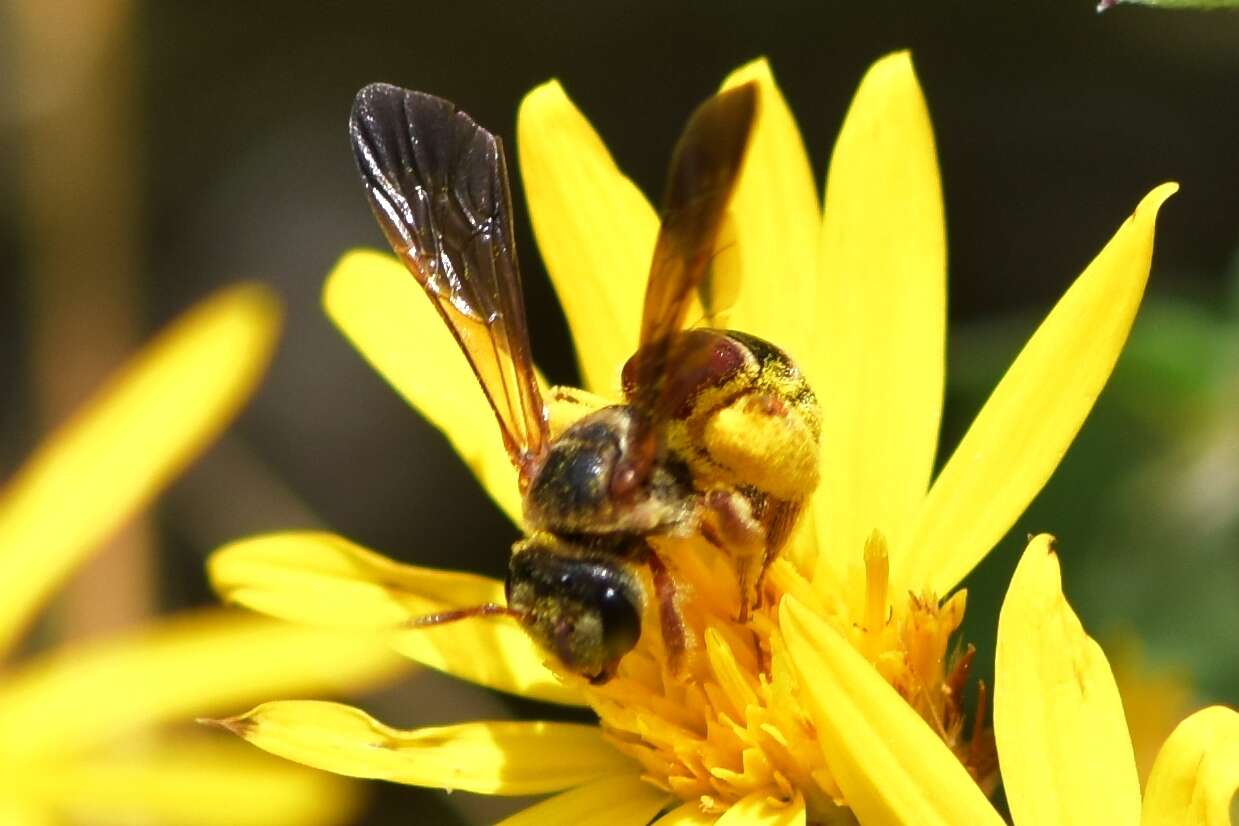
[597,585,641,663]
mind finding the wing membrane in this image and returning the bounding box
[350,83,547,482]
[631,82,758,404]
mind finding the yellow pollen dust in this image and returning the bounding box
[565,528,997,820]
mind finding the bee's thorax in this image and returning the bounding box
[523,405,693,536]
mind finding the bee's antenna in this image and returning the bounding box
[405,603,525,627]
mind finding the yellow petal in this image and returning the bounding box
[897,184,1177,594]
[651,801,716,825]
[1142,705,1239,826]
[208,532,584,706]
[715,793,806,826]
[517,80,658,396]
[217,700,634,797]
[0,801,53,826]
[323,250,523,522]
[994,535,1141,826]
[0,608,405,761]
[0,284,279,654]
[715,59,819,373]
[209,531,505,627]
[813,52,946,584]
[21,737,362,826]
[780,597,1004,826]
[498,774,672,826]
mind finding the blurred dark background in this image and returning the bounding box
[2,1,1236,823]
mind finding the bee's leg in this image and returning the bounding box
[703,490,767,622]
[643,548,686,674]
[750,499,801,612]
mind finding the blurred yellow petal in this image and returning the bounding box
[498,774,672,826]
[0,284,280,654]
[324,250,523,522]
[0,608,405,760]
[780,597,1003,826]
[715,59,819,372]
[814,52,946,583]
[651,801,716,825]
[208,531,582,706]
[1110,637,1196,785]
[216,700,633,796]
[898,184,1177,594]
[518,80,658,395]
[21,737,362,826]
[0,801,53,826]
[210,531,505,627]
[715,793,805,826]
[1142,706,1239,826]
[994,535,1141,826]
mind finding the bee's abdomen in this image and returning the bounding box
[659,329,821,502]
[723,331,818,436]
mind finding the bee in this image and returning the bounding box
[349,80,820,683]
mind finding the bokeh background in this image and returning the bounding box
[2,1,1236,823]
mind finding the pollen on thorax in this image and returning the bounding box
[560,527,997,821]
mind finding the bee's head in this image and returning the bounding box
[505,535,644,683]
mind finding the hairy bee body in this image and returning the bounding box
[526,329,818,543]
[519,328,820,644]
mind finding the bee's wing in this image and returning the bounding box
[629,82,757,406]
[694,210,742,328]
[350,83,548,483]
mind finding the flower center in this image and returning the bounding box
[567,528,996,821]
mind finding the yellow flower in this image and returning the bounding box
[207,54,1176,823]
[0,285,405,825]
[780,534,1239,825]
